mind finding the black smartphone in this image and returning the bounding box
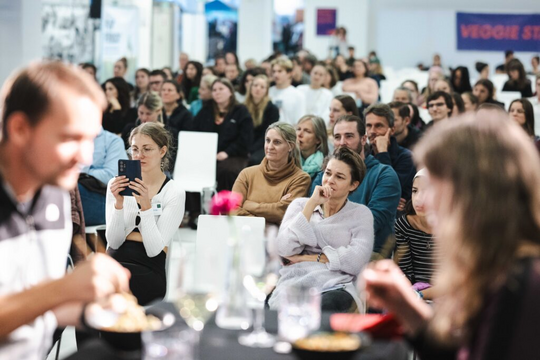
[118,160,141,196]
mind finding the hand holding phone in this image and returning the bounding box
[118,160,142,197]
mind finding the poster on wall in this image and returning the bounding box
[457,12,540,52]
[316,9,336,36]
[42,3,95,64]
[205,0,238,62]
[102,6,139,79]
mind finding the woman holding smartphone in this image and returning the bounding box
[106,122,185,305]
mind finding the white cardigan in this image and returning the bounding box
[105,178,185,257]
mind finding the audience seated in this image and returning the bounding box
[160,80,193,135]
[296,115,329,178]
[451,92,466,115]
[106,122,185,305]
[426,91,453,127]
[392,86,413,103]
[509,99,538,144]
[310,115,400,259]
[324,64,343,97]
[245,74,280,165]
[401,80,421,106]
[388,101,421,150]
[291,56,311,86]
[394,168,437,301]
[190,74,217,116]
[235,67,266,103]
[102,77,136,134]
[450,66,473,94]
[434,78,453,94]
[342,59,379,107]
[418,67,444,106]
[365,104,415,206]
[180,61,203,104]
[133,68,150,104]
[334,54,353,81]
[297,64,333,123]
[113,57,134,90]
[192,78,253,191]
[270,147,374,313]
[149,69,167,93]
[461,91,479,112]
[225,63,242,89]
[503,59,533,98]
[78,128,128,226]
[473,79,505,108]
[232,122,310,225]
[269,58,306,125]
[475,61,490,80]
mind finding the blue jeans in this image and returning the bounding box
[78,184,106,226]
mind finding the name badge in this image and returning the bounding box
[152,203,163,215]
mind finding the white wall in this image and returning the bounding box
[237,0,273,65]
[0,0,42,85]
[370,0,540,76]
[152,2,174,69]
[181,12,208,64]
[304,0,369,60]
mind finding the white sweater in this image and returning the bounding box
[297,85,333,123]
[269,85,306,125]
[269,198,374,310]
[105,178,185,257]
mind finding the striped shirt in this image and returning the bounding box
[394,215,437,285]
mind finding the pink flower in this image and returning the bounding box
[210,190,243,216]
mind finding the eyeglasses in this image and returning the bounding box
[428,102,446,109]
[130,147,157,157]
[149,81,162,86]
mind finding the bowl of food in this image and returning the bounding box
[88,293,175,352]
[292,332,370,360]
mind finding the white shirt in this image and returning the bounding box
[106,178,185,257]
[269,85,306,126]
[296,85,333,124]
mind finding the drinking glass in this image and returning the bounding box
[142,326,195,360]
[278,286,321,342]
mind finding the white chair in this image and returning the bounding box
[194,215,266,294]
[173,131,218,213]
[497,91,521,110]
[85,224,107,252]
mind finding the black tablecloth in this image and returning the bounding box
[66,302,410,360]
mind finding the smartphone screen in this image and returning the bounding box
[118,160,142,196]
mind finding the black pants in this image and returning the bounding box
[321,289,357,314]
[107,241,166,306]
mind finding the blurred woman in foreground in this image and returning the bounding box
[363,113,540,359]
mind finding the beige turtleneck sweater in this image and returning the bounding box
[232,157,311,224]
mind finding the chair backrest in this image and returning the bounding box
[497,91,521,110]
[173,131,218,192]
[194,215,266,294]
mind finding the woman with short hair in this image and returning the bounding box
[232,122,311,225]
[269,147,373,313]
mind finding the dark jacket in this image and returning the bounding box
[102,107,137,134]
[399,125,422,150]
[250,101,280,154]
[193,104,254,157]
[373,137,416,201]
[502,79,533,98]
[163,103,193,136]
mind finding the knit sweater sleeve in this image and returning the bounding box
[231,168,255,217]
[138,182,186,257]
[105,178,128,249]
[277,198,319,256]
[242,171,311,224]
[320,205,374,276]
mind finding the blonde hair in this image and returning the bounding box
[245,75,270,127]
[137,91,163,124]
[414,113,540,344]
[200,74,218,89]
[129,122,173,171]
[266,122,301,168]
[270,58,293,73]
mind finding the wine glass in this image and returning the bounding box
[237,225,279,348]
[173,244,220,332]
